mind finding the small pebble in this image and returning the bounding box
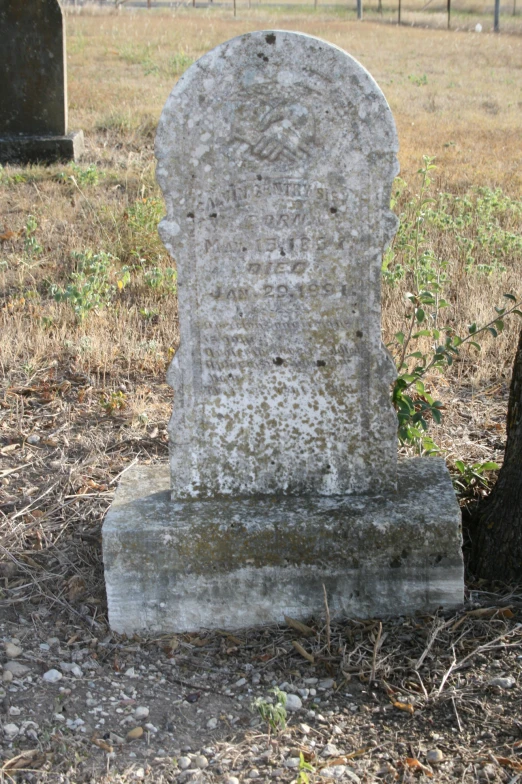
[134,706,149,720]
[226,778,240,784]
[235,677,247,687]
[427,749,444,765]
[195,755,209,769]
[9,706,21,716]
[248,769,260,778]
[27,433,40,445]
[300,723,311,734]
[318,678,335,690]
[5,642,23,659]
[285,758,300,768]
[178,757,191,770]
[4,724,19,739]
[207,717,218,730]
[43,669,62,683]
[285,693,302,712]
[4,661,30,677]
[320,765,346,779]
[126,727,144,740]
[3,670,13,683]
[322,744,340,757]
[489,676,516,689]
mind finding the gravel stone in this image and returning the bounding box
[318,679,335,690]
[248,769,260,778]
[207,717,218,729]
[178,757,192,770]
[134,706,150,719]
[322,744,341,757]
[489,676,516,689]
[3,670,14,683]
[4,661,30,677]
[320,765,346,779]
[225,778,240,784]
[285,693,303,712]
[195,755,209,769]
[426,749,444,764]
[5,642,23,658]
[43,669,63,683]
[285,758,301,768]
[4,723,19,739]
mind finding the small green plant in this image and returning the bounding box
[251,687,287,734]
[168,52,195,76]
[453,460,500,495]
[72,163,101,187]
[50,250,126,321]
[139,307,159,321]
[387,157,522,454]
[24,215,42,257]
[143,266,177,294]
[100,390,127,414]
[296,752,315,784]
[409,73,428,86]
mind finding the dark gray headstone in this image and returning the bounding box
[0,0,84,163]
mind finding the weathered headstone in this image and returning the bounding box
[0,0,84,164]
[103,31,464,633]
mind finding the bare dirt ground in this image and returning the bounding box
[1,369,520,783]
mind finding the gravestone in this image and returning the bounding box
[0,0,84,164]
[103,31,464,633]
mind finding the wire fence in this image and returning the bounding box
[62,0,522,33]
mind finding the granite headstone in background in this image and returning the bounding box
[103,32,464,634]
[0,0,84,164]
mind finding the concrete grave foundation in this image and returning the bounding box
[103,458,463,634]
[0,131,84,164]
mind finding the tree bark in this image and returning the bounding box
[470,326,522,582]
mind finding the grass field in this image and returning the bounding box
[0,11,521,779]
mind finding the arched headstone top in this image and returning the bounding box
[156,31,400,499]
[157,31,398,251]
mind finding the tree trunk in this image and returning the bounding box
[470,326,522,582]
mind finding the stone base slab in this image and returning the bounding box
[0,130,84,164]
[103,458,464,634]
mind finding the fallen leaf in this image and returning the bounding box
[91,736,114,752]
[285,615,314,636]
[467,607,498,618]
[393,701,415,714]
[67,575,86,602]
[404,758,433,776]
[190,637,209,647]
[494,757,522,771]
[1,443,19,454]
[2,749,45,771]
[0,230,16,242]
[498,607,515,619]
[292,640,314,663]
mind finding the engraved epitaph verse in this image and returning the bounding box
[156,31,400,499]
